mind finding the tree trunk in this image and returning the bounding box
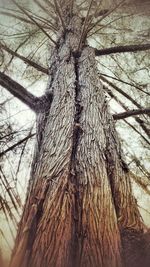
[10,12,144,267]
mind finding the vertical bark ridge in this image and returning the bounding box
[102,109,144,230]
[29,55,77,267]
[75,46,122,267]
[67,53,84,266]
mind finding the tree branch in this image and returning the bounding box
[102,79,150,139]
[0,133,35,158]
[100,75,143,110]
[100,72,150,96]
[0,71,53,112]
[0,42,48,75]
[53,0,66,30]
[113,108,150,120]
[88,0,125,33]
[12,0,57,45]
[104,85,150,145]
[0,71,38,111]
[130,172,150,196]
[95,43,150,56]
[124,118,150,146]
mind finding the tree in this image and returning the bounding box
[0,0,150,267]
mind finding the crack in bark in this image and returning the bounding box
[68,53,84,267]
[10,178,51,267]
[103,117,129,219]
[27,179,50,250]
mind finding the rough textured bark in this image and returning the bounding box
[10,10,146,267]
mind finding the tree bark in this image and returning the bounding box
[10,12,145,267]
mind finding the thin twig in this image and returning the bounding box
[87,0,126,33]
[88,13,133,37]
[99,72,150,96]
[130,172,150,196]
[0,133,35,158]
[100,75,143,109]
[12,0,57,45]
[0,42,48,74]
[78,0,94,50]
[53,0,66,30]
[104,85,150,145]
[0,8,53,29]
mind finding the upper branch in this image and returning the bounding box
[12,0,57,45]
[95,43,150,56]
[113,108,150,120]
[0,42,48,75]
[0,71,38,111]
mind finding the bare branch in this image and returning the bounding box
[23,8,57,31]
[88,0,126,33]
[113,108,150,120]
[100,72,150,96]
[135,117,150,138]
[103,81,150,140]
[42,0,55,11]
[0,71,38,111]
[0,10,36,25]
[0,42,48,75]
[0,8,56,30]
[89,13,134,38]
[84,2,107,35]
[12,0,57,45]
[104,86,150,145]
[130,155,150,178]
[123,118,150,146]
[0,167,22,212]
[33,0,54,16]
[0,133,35,158]
[100,75,143,109]
[130,172,150,196]
[95,43,150,56]
[53,0,66,30]
[78,0,94,50]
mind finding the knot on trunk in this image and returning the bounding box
[35,92,53,113]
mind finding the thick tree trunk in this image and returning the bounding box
[10,13,144,267]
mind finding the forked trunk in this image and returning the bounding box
[10,12,144,267]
